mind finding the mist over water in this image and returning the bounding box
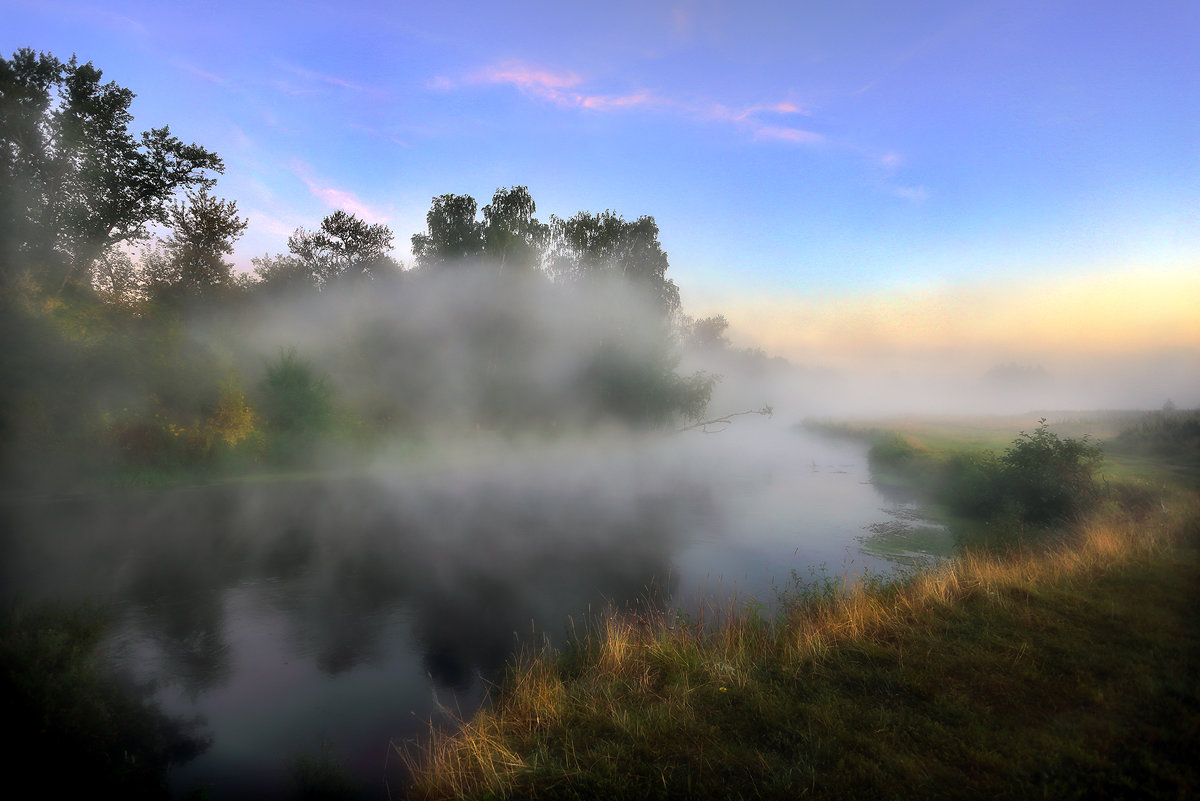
[2,412,930,797]
[4,254,1192,798]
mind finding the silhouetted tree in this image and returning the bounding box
[0,49,222,293]
[288,210,396,285]
[481,186,548,273]
[549,210,680,317]
[253,211,396,291]
[411,193,483,269]
[684,314,731,350]
[142,190,247,299]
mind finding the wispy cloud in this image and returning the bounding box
[443,60,822,146]
[720,101,809,121]
[272,61,376,96]
[291,160,388,223]
[173,60,228,87]
[475,62,582,96]
[890,184,929,202]
[878,151,904,170]
[76,2,148,36]
[752,125,825,145]
[447,61,661,112]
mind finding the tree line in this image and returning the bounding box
[1,48,681,318]
[1,48,734,485]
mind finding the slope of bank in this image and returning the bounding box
[404,480,1200,799]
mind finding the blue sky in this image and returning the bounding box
[5,0,1199,365]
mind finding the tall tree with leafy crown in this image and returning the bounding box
[0,48,222,293]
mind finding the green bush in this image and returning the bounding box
[997,419,1102,524]
[870,420,1103,530]
[937,450,1005,520]
[257,349,333,462]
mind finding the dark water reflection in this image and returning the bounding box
[0,422,940,798]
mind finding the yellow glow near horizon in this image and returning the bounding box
[710,265,1200,368]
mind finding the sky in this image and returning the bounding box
[5,0,1199,377]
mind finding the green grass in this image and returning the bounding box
[402,419,1200,800]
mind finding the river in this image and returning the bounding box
[0,419,949,798]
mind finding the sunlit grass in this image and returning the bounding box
[401,487,1200,799]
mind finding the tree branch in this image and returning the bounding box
[677,405,774,434]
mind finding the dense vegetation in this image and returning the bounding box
[867,420,1103,530]
[0,48,737,492]
[1107,405,1200,475]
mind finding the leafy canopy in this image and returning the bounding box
[0,48,223,292]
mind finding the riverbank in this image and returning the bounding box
[401,430,1200,799]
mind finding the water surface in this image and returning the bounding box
[0,421,947,798]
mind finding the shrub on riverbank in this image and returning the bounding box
[868,419,1102,530]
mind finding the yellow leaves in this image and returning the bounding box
[206,382,256,447]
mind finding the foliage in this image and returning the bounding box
[2,50,720,484]
[481,185,549,273]
[411,193,484,269]
[548,209,681,318]
[997,419,1103,524]
[682,314,731,350]
[142,190,248,300]
[868,420,1103,531]
[257,349,333,462]
[0,48,222,293]
[1109,407,1200,466]
[286,210,396,287]
[579,341,715,426]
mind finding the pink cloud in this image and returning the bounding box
[731,101,808,121]
[753,126,825,145]
[474,61,581,99]
[291,161,388,223]
[454,61,827,147]
[579,91,658,111]
[468,61,658,112]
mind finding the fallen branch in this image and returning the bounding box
[677,405,774,434]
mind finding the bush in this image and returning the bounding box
[997,419,1102,524]
[257,349,333,463]
[869,420,1104,530]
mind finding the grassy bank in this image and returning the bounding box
[401,428,1200,799]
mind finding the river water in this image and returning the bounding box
[0,419,949,798]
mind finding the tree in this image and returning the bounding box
[411,193,483,269]
[0,49,223,292]
[684,314,731,350]
[548,210,680,317]
[481,186,548,273]
[142,189,247,299]
[288,210,395,285]
[253,211,395,292]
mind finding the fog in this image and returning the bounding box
[4,240,1195,796]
